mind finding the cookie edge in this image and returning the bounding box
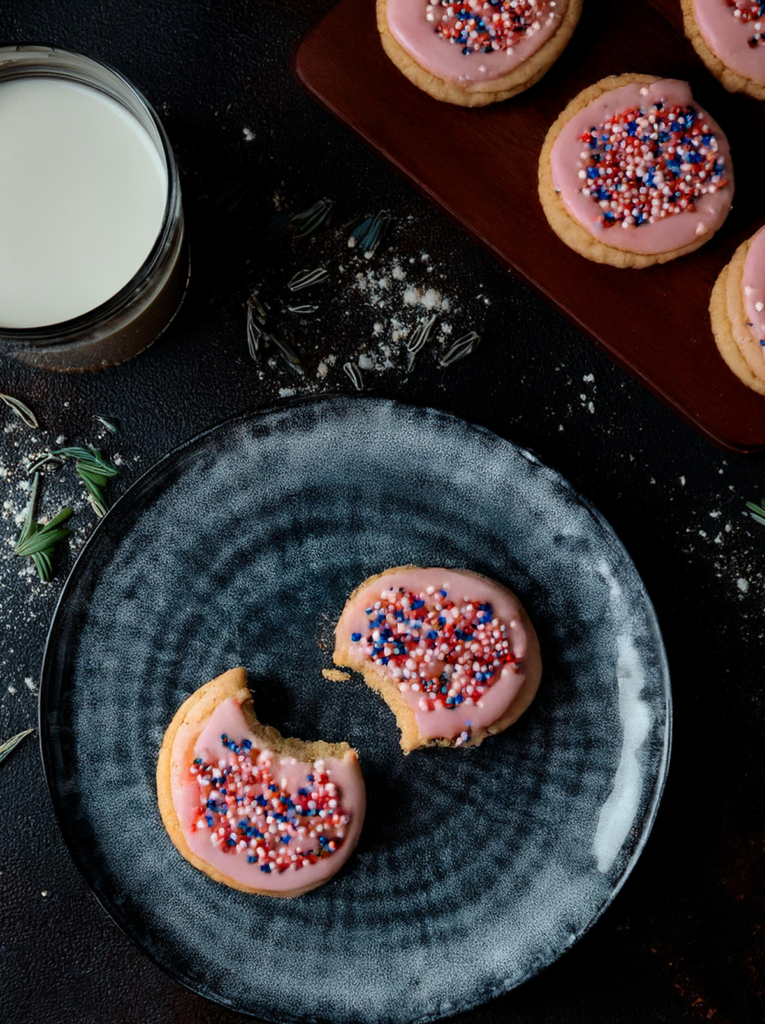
[681,0,765,102]
[377,0,583,107]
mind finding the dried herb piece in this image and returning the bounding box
[347,211,391,256]
[0,728,33,767]
[439,331,481,368]
[1,393,38,429]
[343,361,364,391]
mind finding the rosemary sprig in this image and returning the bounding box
[94,414,120,435]
[343,361,364,391]
[288,267,329,292]
[0,728,33,767]
[28,446,119,519]
[439,331,481,368]
[15,474,73,582]
[746,498,765,527]
[1,393,38,429]
[347,211,391,256]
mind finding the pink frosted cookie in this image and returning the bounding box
[682,0,765,100]
[539,74,735,268]
[157,668,366,897]
[377,0,583,107]
[333,566,542,752]
[710,224,765,395]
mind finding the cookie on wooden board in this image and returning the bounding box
[377,0,583,107]
[710,226,765,395]
[681,0,765,101]
[538,74,735,268]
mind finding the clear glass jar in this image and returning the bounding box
[0,45,188,371]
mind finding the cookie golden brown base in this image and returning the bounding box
[710,238,765,396]
[681,0,765,102]
[157,667,361,897]
[333,565,541,753]
[377,0,583,108]
[538,74,718,269]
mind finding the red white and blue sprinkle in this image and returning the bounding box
[725,1,765,48]
[351,585,517,712]
[189,742,350,873]
[578,100,729,230]
[428,0,557,56]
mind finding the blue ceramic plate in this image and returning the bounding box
[40,396,671,1024]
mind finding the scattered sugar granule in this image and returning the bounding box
[737,578,749,594]
[243,127,255,142]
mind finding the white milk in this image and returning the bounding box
[0,77,168,329]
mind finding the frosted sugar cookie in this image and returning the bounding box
[334,566,542,752]
[157,668,366,896]
[539,74,734,268]
[682,1,765,100]
[710,225,765,394]
[378,0,583,107]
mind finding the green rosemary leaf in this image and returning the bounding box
[0,393,39,429]
[76,464,111,489]
[0,728,33,767]
[32,550,52,582]
[76,468,108,517]
[94,414,120,435]
[746,500,765,526]
[16,525,72,558]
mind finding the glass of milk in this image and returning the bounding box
[0,45,187,371]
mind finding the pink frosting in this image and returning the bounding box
[742,224,765,362]
[694,1,765,85]
[169,697,366,892]
[336,568,541,744]
[550,79,734,254]
[386,0,567,84]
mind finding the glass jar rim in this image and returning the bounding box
[0,43,181,349]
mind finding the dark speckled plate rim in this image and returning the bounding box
[38,393,673,1023]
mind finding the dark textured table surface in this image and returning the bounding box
[0,3,763,1023]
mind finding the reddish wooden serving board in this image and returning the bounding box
[293,0,765,453]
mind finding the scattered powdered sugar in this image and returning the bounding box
[252,200,486,395]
